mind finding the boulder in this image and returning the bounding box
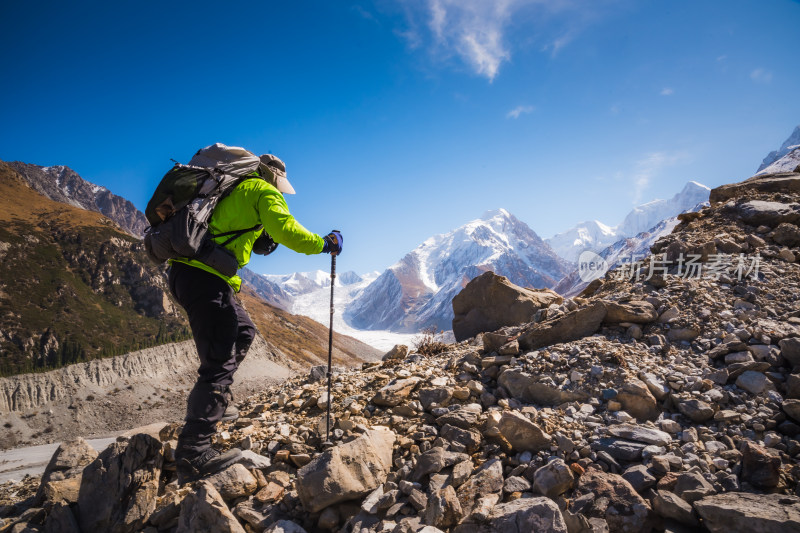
[372,377,422,407]
[674,471,716,503]
[741,441,782,489]
[652,490,698,526]
[677,398,715,423]
[518,302,607,351]
[77,433,163,533]
[602,301,658,324]
[206,463,259,501]
[771,223,800,247]
[784,399,800,422]
[617,380,659,421]
[452,272,563,342]
[532,459,574,498]
[424,486,463,529]
[382,344,409,361]
[780,337,800,367]
[36,438,98,503]
[481,497,568,533]
[43,501,80,533]
[574,469,653,533]
[296,428,395,513]
[411,447,471,482]
[456,458,504,516]
[694,493,800,533]
[736,370,772,395]
[175,481,246,533]
[730,199,800,226]
[493,410,551,452]
[607,424,671,446]
[498,368,588,406]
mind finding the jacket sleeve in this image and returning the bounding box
[256,186,324,255]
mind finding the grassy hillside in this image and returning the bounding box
[0,163,189,376]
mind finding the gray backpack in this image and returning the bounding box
[144,143,269,276]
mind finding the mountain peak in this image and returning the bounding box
[480,208,512,221]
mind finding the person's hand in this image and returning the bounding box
[322,230,343,255]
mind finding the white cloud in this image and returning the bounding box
[506,105,534,119]
[631,152,686,204]
[391,0,606,82]
[660,87,674,96]
[750,68,773,84]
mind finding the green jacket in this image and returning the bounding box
[172,177,324,291]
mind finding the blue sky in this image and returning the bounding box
[2,0,799,276]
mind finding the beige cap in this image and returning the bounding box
[258,154,296,195]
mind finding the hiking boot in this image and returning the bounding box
[176,447,242,486]
[221,404,239,422]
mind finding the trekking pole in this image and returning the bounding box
[324,249,337,447]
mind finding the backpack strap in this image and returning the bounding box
[214,224,263,247]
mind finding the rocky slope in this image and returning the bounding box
[4,170,800,532]
[345,209,572,333]
[546,181,710,263]
[5,161,148,238]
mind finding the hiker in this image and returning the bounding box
[166,149,343,485]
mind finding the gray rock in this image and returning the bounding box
[591,438,647,462]
[617,380,659,421]
[495,410,552,452]
[608,424,671,446]
[382,344,409,361]
[452,272,563,342]
[503,475,532,493]
[532,458,574,498]
[483,497,568,533]
[518,302,607,351]
[419,388,453,410]
[674,471,716,503]
[206,463,259,501]
[175,481,246,533]
[436,407,480,429]
[43,502,80,533]
[781,337,800,367]
[732,199,800,226]
[296,428,395,513]
[77,434,163,533]
[440,424,481,454]
[653,490,698,527]
[372,377,423,407]
[575,469,653,533]
[456,458,504,516]
[411,448,470,483]
[694,493,800,533]
[621,465,656,493]
[425,486,463,529]
[736,370,772,394]
[741,441,782,489]
[785,399,800,422]
[771,222,800,247]
[603,301,658,324]
[498,368,588,406]
[677,398,714,423]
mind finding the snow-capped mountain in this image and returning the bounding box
[344,209,572,333]
[6,161,148,238]
[546,181,710,263]
[757,125,800,173]
[261,270,363,297]
[756,146,800,176]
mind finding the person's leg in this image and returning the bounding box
[220,294,257,421]
[168,263,240,460]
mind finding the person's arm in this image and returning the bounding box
[256,185,324,255]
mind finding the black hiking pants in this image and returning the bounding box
[168,261,256,460]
